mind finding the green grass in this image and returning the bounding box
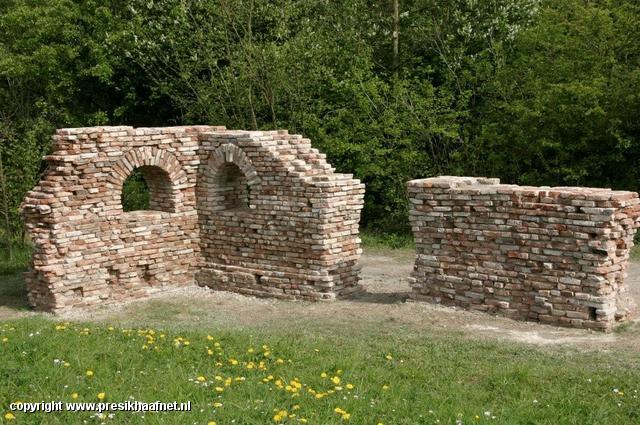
[0,272,28,312]
[360,231,414,250]
[0,244,30,275]
[1,317,639,424]
[1,238,639,423]
[630,244,640,261]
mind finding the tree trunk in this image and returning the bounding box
[0,148,14,261]
[393,0,400,80]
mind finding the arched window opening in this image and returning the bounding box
[216,162,250,211]
[122,169,150,212]
[121,166,175,213]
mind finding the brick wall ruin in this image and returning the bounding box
[407,176,640,331]
[21,126,364,313]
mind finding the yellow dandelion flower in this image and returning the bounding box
[208,422,217,425]
[332,376,341,385]
[197,376,206,382]
[276,358,284,364]
[341,413,351,420]
[292,405,300,411]
[213,402,223,408]
[346,383,354,390]
[4,412,16,421]
[320,372,327,378]
[86,370,94,378]
[382,384,389,390]
[300,419,307,424]
[247,348,254,353]
[215,387,224,393]
[71,393,78,399]
[207,335,214,341]
[207,349,214,356]
[97,392,106,400]
[273,409,287,423]
[229,358,238,365]
[1,337,7,343]
[63,362,70,367]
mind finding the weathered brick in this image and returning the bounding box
[21,126,364,313]
[407,176,640,331]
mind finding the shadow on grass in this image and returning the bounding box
[0,272,30,315]
[0,245,32,315]
[344,290,412,304]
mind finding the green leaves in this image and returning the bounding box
[1,0,640,239]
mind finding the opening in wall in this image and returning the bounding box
[122,169,150,211]
[216,162,250,211]
[122,166,176,213]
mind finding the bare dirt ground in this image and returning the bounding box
[3,248,640,351]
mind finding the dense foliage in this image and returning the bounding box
[1,0,639,250]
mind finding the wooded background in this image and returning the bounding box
[1,0,639,257]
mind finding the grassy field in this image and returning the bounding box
[0,244,30,276]
[1,241,640,424]
[1,316,639,424]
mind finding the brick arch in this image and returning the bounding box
[108,147,188,213]
[200,144,261,212]
[206,144,260,186]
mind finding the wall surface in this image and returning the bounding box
[21,126,364,313]
[407,176,640,331]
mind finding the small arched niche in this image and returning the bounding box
[121,165,177,213]
[214,162,250,211]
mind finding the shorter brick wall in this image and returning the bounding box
[407,176,640,331]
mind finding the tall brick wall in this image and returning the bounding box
[21,126,364,313]
[195,131,364,300]
[407,176,640,331]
